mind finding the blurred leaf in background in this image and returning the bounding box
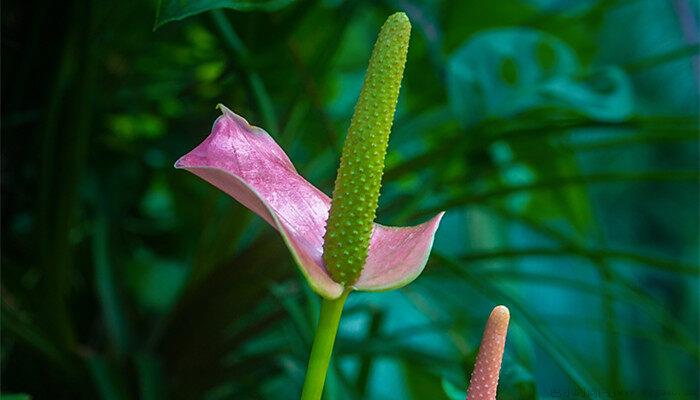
[1,0,698,399]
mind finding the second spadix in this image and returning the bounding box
[323,13,411,286]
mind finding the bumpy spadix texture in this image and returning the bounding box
[175,105,443,299]
[466,306,510,400]
[323,12,411,285]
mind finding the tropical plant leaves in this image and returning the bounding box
[446,28,633,126]
[0,395,32,400]
[3,0,698,398]
[155,0,296,28]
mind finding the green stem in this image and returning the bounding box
[301,290,350,400]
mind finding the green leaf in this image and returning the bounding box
[441,378,465,400]
[125,248,188,314]
[134,353,166,400]
[86,355,131,400]
[210,10,279,136]
[414,170,700,221]
[1,394,32,400]
[446,28,633,126]
[1,300,69,371]
[540,67,633,121]
[155,0,296,28]
[404,364,450,400]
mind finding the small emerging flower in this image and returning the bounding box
[466,305,510,400]
[175,105,443,299]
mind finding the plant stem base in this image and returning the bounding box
[300,290,350,400]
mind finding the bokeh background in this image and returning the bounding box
[2,0,699,399]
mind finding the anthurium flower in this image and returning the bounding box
[175,104,444,299]
[466,305,510,400]
[178,13,443,400]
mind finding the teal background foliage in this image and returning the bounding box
[1,0,698,399]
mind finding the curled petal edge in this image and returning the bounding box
[175,105,443,299]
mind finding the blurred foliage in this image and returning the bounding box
[1,0,699,399]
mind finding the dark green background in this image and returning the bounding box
[2,0,698,399]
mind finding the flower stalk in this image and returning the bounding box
[300,290,350,400]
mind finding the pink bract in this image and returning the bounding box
[175,105,444,299]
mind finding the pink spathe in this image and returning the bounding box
[175,105,444,299]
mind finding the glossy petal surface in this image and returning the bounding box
[175,105,443,298]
